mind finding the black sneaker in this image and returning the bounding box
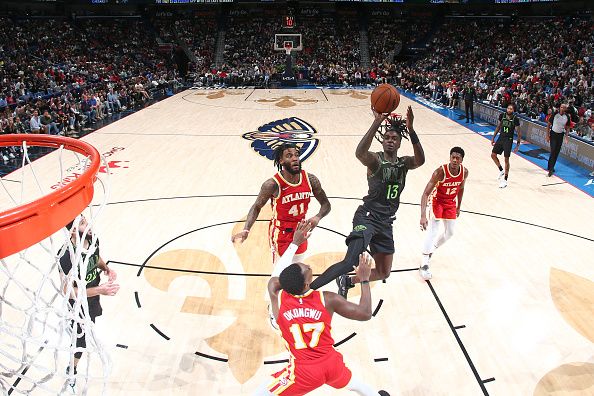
[379,391,390,396]
[336,275,349,298]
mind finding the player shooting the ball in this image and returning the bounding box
[310,104,425,297]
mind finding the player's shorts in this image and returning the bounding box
[270,222,308,262]
[431,202,457,220]
[492,137,513,157]
[266,350,352,395]
[345,205,395,256]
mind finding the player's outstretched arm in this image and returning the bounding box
[403,106,425,170]
[355,108,386,171]
[306,173,331,229]
[420,167,443,230]
[231,178,278,243]
[323,253,372,321]
[267,221,313,319]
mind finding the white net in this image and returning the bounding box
[0,138,110,395]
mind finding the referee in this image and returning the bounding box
[463,81,476,123]
[546,103,571,177]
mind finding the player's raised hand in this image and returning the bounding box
[292,220,312,246]
[305,215,321,229]
[406,106,414,131]
[356,253,372,282]
[231,229,249,244]
[371,105,389,121]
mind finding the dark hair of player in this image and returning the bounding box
[375,115,409,144]
[279,263,306,295]
[273,143,300,171]
[450,146,465,158]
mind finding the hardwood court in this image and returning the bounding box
[2,88,593,395]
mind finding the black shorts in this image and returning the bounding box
[345,205,395,256]
[492,138,513,157]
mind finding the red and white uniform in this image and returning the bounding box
[431,164,464,220]
[270,170,312,260]
[266,290,352,395]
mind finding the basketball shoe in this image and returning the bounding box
[419,264,432,280]
[65,366,77,393]
[337,274,354,298]
[497,169,505,180]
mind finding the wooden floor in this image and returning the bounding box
[2,88,594,395]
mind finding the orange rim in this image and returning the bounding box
[0,134,101,259]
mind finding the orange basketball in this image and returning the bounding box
[371,84,400,114]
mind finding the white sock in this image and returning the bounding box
[346,375,379,396]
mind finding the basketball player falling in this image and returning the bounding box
[310,106,425,297]
[231,142,331,263]
[419,147,468,280]
[254,221,390,396]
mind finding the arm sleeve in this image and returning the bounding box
[271,243,298,277]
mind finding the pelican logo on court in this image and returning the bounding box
[242,117,319,163]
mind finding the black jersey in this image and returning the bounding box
[362,152,408,219]
[498,113,520,139]
[60,238,102,317]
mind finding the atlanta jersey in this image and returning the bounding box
[277,289,334,360]
[269,170,312,258]
[431,164,464,219]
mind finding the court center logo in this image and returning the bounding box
[242,117,319,162]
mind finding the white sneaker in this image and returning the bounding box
[499,179,507,188]
[419,265,432,280]
[2,155,8,162]
[267,304,279,331]
[497,170,505,180]
[8,153,15,159]
[590,171,594,177]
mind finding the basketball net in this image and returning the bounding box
[0,136,110,395]
[284,43,293,56]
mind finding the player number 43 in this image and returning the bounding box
[288,202,305,217]
[289,322,325,349]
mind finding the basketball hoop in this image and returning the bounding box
[0,134,111,395]
[0,134,100,259]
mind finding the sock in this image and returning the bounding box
[421,254,431,267]
[505,174,508,180]
[498,165,503,171]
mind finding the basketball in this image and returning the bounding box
[371,84,400,114]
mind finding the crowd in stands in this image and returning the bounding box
[153,17,216,72]
[397,17,593,139]
[368,17,430,66]
[0,17,180,162]
[208,16,282,87]
[2,12,593,152]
